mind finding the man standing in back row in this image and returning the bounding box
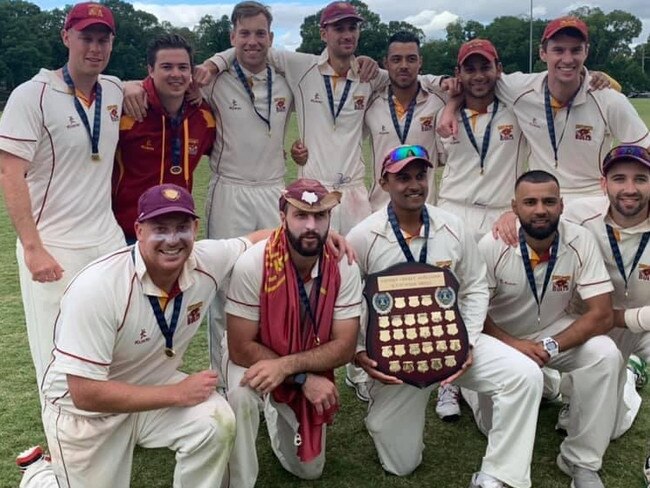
[0,2,125,391]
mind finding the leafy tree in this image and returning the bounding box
[193,14,231,63]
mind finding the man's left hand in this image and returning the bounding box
[357,56,379,82]
[440,348,473,386]
[302,374,339,415]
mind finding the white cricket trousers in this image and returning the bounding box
[34,388,236,487]
[365,333,543,488]
[222,359,326,488]
[205,176,283,385]
[17,236,124,394]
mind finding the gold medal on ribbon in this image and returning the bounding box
[164,347,175,358]
[91,153,101,161]
[170,166,183,175]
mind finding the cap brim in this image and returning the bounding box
[602,155,650,175]
[382,157,433,176]
[137,207,198,222]
[458,51,497,66]
[284,191,342,213]
[69,18,115,33]
[321,14,364,26]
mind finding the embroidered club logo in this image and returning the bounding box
[575,125,593,141]
[354,96,365,110]
[434,287,456,309]
[107,104,119,122]
[372,292,393,315]
[188,139,199,156]
[499,124,514,140]
[88,4,104,17]
[552,275,571,292]
[275,97,287,112]
[420,116,433,132]
[162,188,180,201]
[638,264,650,281]
[187,302,202,325]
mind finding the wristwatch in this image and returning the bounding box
[293,373,307,388]
[541,337,560,358]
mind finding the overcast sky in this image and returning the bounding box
[33,0,650,51]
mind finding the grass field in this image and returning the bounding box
[1,100,650,488]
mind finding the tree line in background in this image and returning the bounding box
[0,0,649,95]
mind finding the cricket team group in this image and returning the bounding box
[1,1,649,487]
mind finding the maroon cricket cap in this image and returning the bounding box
[602,145,650,175]
[542,16,588,43]
[64,2,116,34]
[457,38,499,65]
[137,184,198,222]
[381,145,433,177]
[279,179,341,213]
[320,1,364,27]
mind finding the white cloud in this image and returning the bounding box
[403,10,459,39]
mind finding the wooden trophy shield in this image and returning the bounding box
[364,262,470,388]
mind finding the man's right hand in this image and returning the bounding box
[24,245,64,282]
[122,81,148,122]
[193,61,219,87]
[301,374,339,415]
[355,351,402,385]
[175,370,219,407]
[290,139,308,166]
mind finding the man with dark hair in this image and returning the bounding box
[224,179,362,487]
[477,169,622,488]
[365,30,445,212]
[113,33,216,243]
[347,145,542,488]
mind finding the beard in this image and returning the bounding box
[520,216,560,240]
[286,228,327,257]
[611,192,649,219]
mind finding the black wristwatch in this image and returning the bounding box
[293,373,307,388]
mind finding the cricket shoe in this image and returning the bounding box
[627,354,648,390]
[345,376,370,402]
[468,471,506,487]
[557,454,603,488]
[436,383,461,421]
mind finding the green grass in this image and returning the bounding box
[1,100,650,487]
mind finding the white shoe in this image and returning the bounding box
[345,376,370,402]
[555,403,570,433]
[644,455,650,484]
[436,383,461,421]
[468,471,505,488]
[557,454,604,488]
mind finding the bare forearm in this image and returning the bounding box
[553,309,613,351]
[231,340,279,368]
[483,316,518,347]
[68,377,181,413]
[282,337,355,375]
[0,160,41,249]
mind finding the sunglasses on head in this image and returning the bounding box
[383,145,429,167]
[604,145,650,166]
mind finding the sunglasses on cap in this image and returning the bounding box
[382,144,430,168]
[602,145,650,175]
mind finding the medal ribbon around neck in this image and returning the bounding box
[62,63,102,160]
[543,81,575,167]
[323,74,352,127]
[233,59,272,132]
[519,227,559,319]
[460,97,499,174]
[387,202,430,263]
[293,259,323,346]
[606,224,650,296]
[147,294,184,357]
[388,84,419,144]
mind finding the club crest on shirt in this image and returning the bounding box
[274,97,287,112]
[498,124,514,140]
[188,139,199,156]
[420,116,433,132]
[638,264,650,281]
[187,302,202,325]
[107,105,119,122]
[134,328,151,345]
[66,116,80,129]
[575,125,593,141]
[552,275,571,292]
[354,95,365,110]
[140,139,155,151]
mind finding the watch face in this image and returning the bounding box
[544,339,558,353]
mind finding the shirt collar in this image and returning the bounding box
[371,204,445,242]
[133,242,197,296]
[317,48,359,79]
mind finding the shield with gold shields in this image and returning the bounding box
[364,262,470,388]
